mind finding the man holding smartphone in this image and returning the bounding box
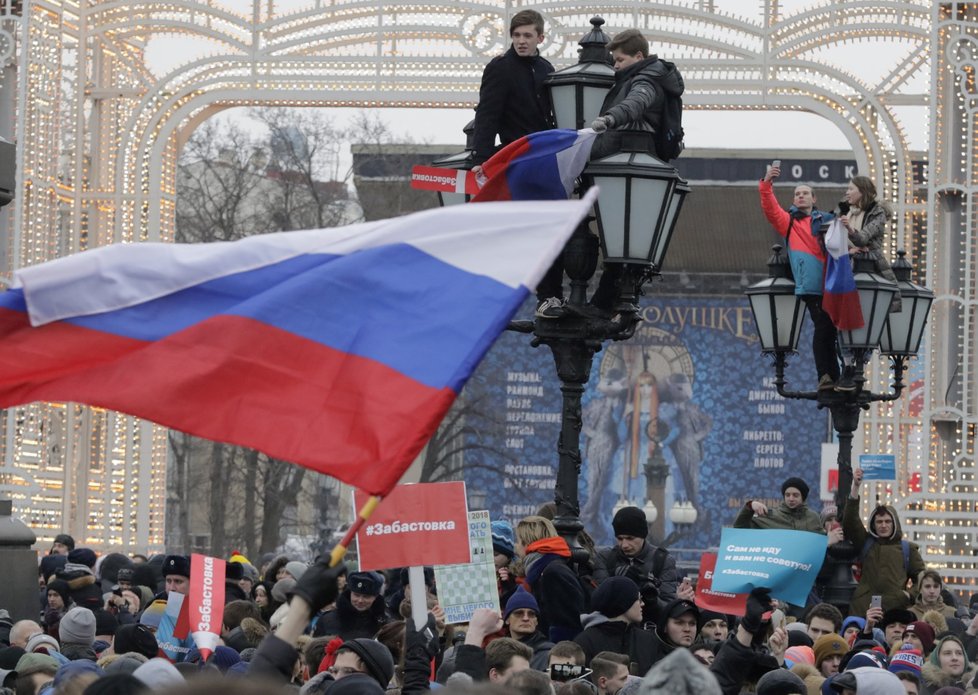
[759,161,839,390]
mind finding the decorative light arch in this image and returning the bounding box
[8,0,972,579]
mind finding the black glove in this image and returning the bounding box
[615,563,644,586]
[741,587,773,635]
[287,560,345,613]
[405,613,440,660]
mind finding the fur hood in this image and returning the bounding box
[921,662,977,690]
[922,608,950,636]
[790,662,825,695]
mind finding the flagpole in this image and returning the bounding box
[328,495,381,567]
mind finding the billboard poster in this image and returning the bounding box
[459,294,825,551]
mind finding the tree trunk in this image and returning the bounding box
[242,448,259,558]
[208,441,227,555]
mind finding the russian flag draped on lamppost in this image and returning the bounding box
[0,194,595,496]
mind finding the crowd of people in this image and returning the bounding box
[2,472,978,695]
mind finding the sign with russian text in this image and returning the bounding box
[859,454,896,481]
[694,552,748,616]
[355,482,471,571]
[410,165,479,194]
[434,510,500,624]
[156,593,194,662]
[188,553,225,661]
[711,528,827,606]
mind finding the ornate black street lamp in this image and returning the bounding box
[433,19,688,562]
[746,246,933,511]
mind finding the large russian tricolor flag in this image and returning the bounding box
[822,218,864,331]
[0,192,596,495]
[472,128,597,203]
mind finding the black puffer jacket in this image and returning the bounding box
[472,45,554,163]
[592,55,684,160]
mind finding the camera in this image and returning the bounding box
[838,200,850,215]
[550,663,590,682]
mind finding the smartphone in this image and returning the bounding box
[772,159,781,169]
[870,595,882,610]
[770,608,786,631]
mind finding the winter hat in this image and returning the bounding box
[612,506,649,539]
[138,600,166,630]
[46,578,71,607]
[71,583,103,610]
[819,505,839,527]
[53,534,75,552]
[239,563,259,584]
[59,606,96,646]
[888,646,923,677]
[784,646,815,668]
[340,638,395,687]
[491,520,516,559]
[132,657,185,689]
[905,620,935,653]
[113,624,158,659]
[116,568,134,584]
[661,598,699,623]
[224,562,244,582]
[206,645,241,673]
[15,652,58,677]
[161,555,190,579]
[0,646,25,669]
[284,561,308,581]
[326,673,385,695]
[756,668,806,695]
[347,571,383,597]
[843,650,886,670]
[638,647,722,695]
[40,554,68,582]
[82,673,148,695]
[68,548,98,569]
[781,477,810,501]
[813,634,848,667]
[94,609,119,637]
[103,656,147,676]
[53,659,104,687]
[25,633,60,655]
[504,587,540,621]
[830,668,903,693]
[98,553,134,585]
[929,635,969,669]
[590,576,640,618]
[697,609,729,631]
[880,608,915,630]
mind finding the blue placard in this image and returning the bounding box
[859,454,896,481]
[711,528,827,606]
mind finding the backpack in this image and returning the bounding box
[854,537,910,581]
[651,60,684,161]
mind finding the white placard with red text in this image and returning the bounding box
[188,553,225,661]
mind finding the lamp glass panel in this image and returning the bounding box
[550,84,578,130]
[748,292,775,348]
[908,296,934,353]
[652,186,684,267]
[582,85,608,125]
[627,177,670,261]
[438,191,468,207]
[880,300,911,353]
[593,176,627,257]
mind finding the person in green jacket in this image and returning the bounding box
[844,467,925,616]
[734,477,843,541]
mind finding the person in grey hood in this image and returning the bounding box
[638,648,721,695]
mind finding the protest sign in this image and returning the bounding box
[694,552,748,616]
[711,528,827,606]
[434,510,500,623]
[156,592,195,662]
[859,454,896,481]
[188,554,225,660]
[355,482,470,571]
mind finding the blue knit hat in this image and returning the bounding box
[491,521,515,559]
[504,587,539,621]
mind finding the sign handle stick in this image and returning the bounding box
[409,565,428,629]
[329,495,382,567]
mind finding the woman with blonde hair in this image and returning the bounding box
[515,516,585,642]
[840,175,901,309]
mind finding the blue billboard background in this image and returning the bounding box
[460,294,826,551]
